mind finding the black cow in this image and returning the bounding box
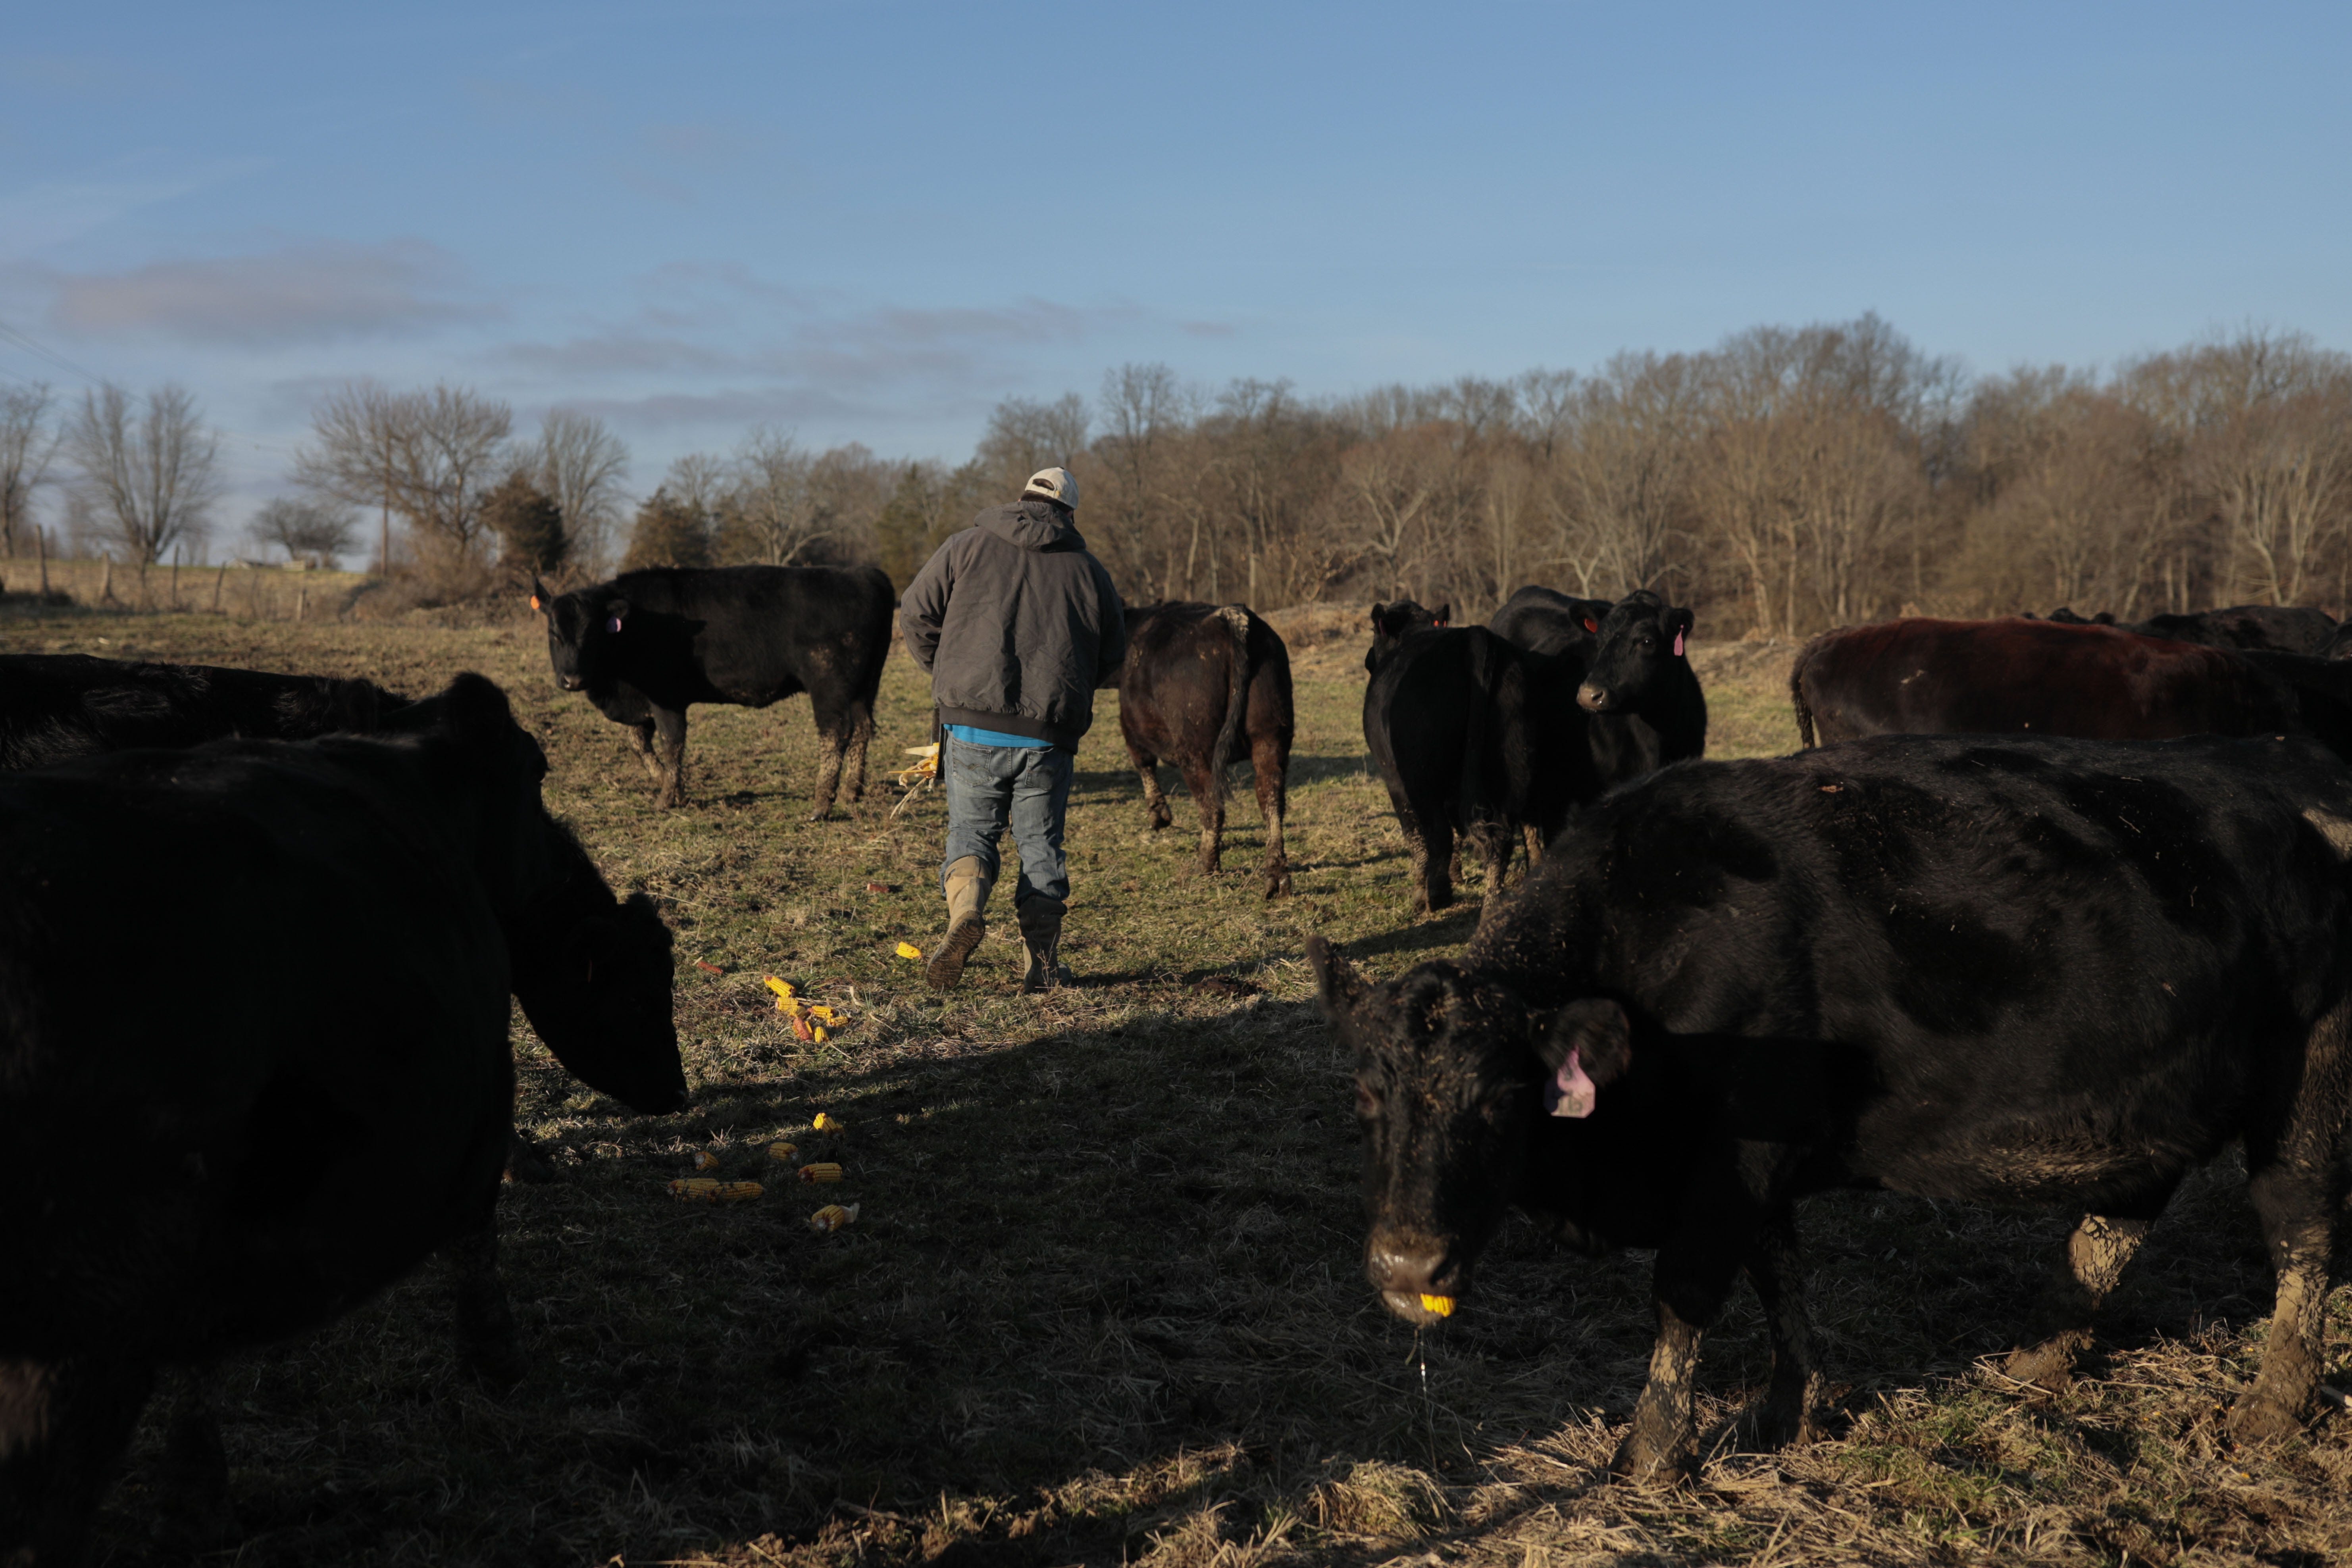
[1487,585,1616,658]
[0,674,685,1561]
[1116,602,1296,897]
[2033,603,2336,652]
[0,654,406,768]
[1365,591,1706,915]
[1363,598,1449,674]
[1314,731,2352,1483]
[533,564,896,817]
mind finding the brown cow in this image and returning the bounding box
[1117,602,1295,896]
[1791,616,2304,747]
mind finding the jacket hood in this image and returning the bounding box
[978,499,1084,553]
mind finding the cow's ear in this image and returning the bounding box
[603,597,630,633]
[1434,603,1451,628]
[440,672,518,762]
[1305,935,1367,1018]
[1534,999,1631,1117]
[529,576,550,614]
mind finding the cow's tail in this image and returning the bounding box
[1209,605,1253,799]
[1789,635,1821,749]
[1459,628,1505,829]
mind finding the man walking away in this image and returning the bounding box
[899,467,1127,993]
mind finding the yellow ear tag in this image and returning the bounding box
[1419,1294,1457,1318]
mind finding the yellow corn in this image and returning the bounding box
[764,976,796,1000]
[811,1024,829,1043]
[894,941,923,960]
[690,1150,721,1171]
[668,1179,762,1204]
[766,1140,799,1163]
[806,1005,843,1025]
[1419,1294,1457,1318]
[812,1112,844,1132]
[798,1162,844,1183]
[809,1202,859,1233]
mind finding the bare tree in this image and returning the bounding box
[248,497,361,567]
[973,393,1088,496]
[1,384,58,557]
[716,431,887,566]
[293,381,513,568]
[535,410,629,573]
[65,383,222,566]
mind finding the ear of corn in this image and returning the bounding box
[809,1202,859,1232]
[1419,1293,1457,1318]
[812,1112,843,1132]
[763,976,796,1000]
[690,1150,720,1171]
[798,1162,844,1183]
[668,1179,763,1204]
[894,941,923,960]
[766,1141,799,1162]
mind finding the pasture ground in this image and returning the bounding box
[6,595,2350,1568]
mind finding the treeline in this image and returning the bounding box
[629,314,2352,636]
[8,314,2348,634]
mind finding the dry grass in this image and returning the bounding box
[6,594,2348,1568]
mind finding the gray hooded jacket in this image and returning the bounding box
[900,500,1128,747]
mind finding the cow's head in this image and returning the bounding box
[429,673,688,1114]
[1309,936,1630,1326]
[534,577,627,695]
[1365,599,1450,674]
[1578,591,1694,715]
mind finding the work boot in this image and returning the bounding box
[925,857,993,991]
[1016,896,1072,994]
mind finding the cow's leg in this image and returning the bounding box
[625,719,663,782]
[651,706,689,809]
[1421,815,1455,913]
[1613,1180,1761,1485]
[1130,747,1175,831]
[506,1124,558,1183]
[0,1356,156,1564]
[446,1222,523,1390]
[839,706,875,806]
[1179,758,1225,875]
[1253,726,1292,898]
[1476,820,1514,906]
[1738,1212,1829,1448]
[2000,1209,2158,1391]
[156,1363,237,1552]
[806,725,847,823]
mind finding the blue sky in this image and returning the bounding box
[4,1,2347,529]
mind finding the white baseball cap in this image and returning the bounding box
[1022,467,1080,508]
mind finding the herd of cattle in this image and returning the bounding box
[8,563,2352,1556]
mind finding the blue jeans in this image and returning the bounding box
[942,738,1074,907]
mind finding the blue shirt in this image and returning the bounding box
[943,723,1054,750]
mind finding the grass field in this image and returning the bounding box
[7,594,2350,1568]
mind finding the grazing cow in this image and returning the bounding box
[1366,591,1707,914]
[1487,586,1616,658]
[533,564,896,817]
[0,674,685,1562]
[0,654,405,768]
[1116,602,1296,896]
[1363,599,1449,674]
[1313,731,2352,1483]
[1791,617,2307,748]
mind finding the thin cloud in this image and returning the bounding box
[42,239,499,346]
[1180,319,1238,339]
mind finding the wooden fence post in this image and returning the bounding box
[100,554,114,606]
[212,564,227,613]
[36,527,48,596]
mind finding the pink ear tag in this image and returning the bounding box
[606,616,623,633]
[1545,1048,1598,1118]
[1672,629,1686,657]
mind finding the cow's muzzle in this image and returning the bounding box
[558,675,588,693]
[1367,1231,1465,1324]
[1577,682,1611,712]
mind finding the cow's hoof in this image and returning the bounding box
[1606,1432,1694,1489]
[1735,1396,1827,1451]
[1999,1338,2080,1392]
[806,807,834,824]
[1263,873,1293,899]
[2227,1392,2306,1443]
[1146,812,1173,832]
